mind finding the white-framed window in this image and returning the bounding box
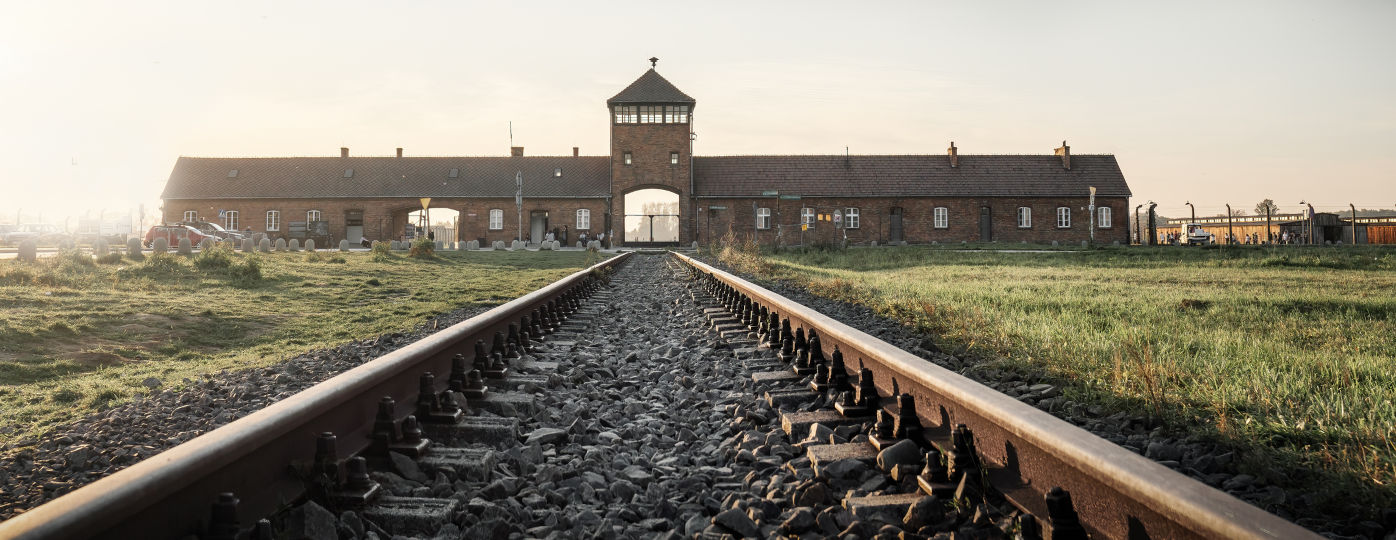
[576,209,591,230]
[183,210,197,222]
[224,211,239,231]
[266,210,281,232]
[934,207,949,229]
[1017,207,1032,228]
[639,105,665,123]
[489,209,503,230]
[307,210,321,223]
[1057,207,1072,228]
[756,208,771,230]
[801,207,815,226]
[844,208,860,229]
[1098,206,1112,228]
[623,152,633,166]
[670,152,679,165]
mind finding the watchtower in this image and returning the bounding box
[607,58,695,246]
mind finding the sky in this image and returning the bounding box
[2,0,1393,227]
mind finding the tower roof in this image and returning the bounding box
[607,69,695,106]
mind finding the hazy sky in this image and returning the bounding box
[2,0,1392,225]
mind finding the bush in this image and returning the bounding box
[409,237,436,259]
[54,249,95,270]
[96,252,124,265]
[194,243,234,270]
[228,256,262,287]
[371,241,392,262]
[141,252,183,273]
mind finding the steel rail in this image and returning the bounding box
[0,252,631,540]
[673,252,1317,540]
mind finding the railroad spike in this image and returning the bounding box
[472,340,490,374]
[518,317,535,351]
[371,397,400,448]
[810,364,831,393]
[207,492,239,540]
[1045,487,1088,540]
[828,347,851,394]
[835,365,878,417]
[894,393,923,440]
[313,432,340,485]
[765,312,780,347]
[1014,514,1043,540]
[448,354,469,392]
[400,415,423,444]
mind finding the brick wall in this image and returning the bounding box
[695,196,1130,246]
[610,122,691,244]
[164,197,610,245]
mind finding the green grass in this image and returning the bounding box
[719,242,1396,513]
[0,248,607,445]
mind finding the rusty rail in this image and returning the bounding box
[0,252,631,540]
[673,252,1316,540]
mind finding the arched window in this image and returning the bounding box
[266,210,281,232]
[1097,207,1112,228]
[489,209,503,230]
[1017,207,1032,228]
[183,210,197,222]
[307,210,322,223]
[933,207,949,229]
[224,211,239,231]
[576,209,591,229]
[1057,207,1072,228]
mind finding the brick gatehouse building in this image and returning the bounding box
[161,62,1132,247]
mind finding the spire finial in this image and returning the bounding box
[649,57,658,68]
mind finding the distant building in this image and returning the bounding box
[161,62,1132,247]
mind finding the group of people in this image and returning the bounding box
[544,226,608,247]
[1158,230,1307,245]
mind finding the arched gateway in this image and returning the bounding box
[623,188,680,245]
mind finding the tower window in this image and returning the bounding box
[664,105,689,123]
[448,168,459,178]
[227,169,238,178]
[554,168,562,177]
[614,105,637,124]
[670,152,679,165]
[639,105,663,123]
[623,152,633,166]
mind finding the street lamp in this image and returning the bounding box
[1185,201,1196,223]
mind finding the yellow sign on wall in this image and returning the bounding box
[420,197,431,209]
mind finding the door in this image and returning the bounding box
[345,210,364,242]
[980,206,993,241]
[530,211,549,244]
[889,207,904,243]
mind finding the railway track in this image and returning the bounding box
[0,251,1320,539]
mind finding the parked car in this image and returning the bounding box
[144,225,215,248]
[4,224,66,245]
[181,221,245,242]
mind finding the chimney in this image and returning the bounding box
[340,147,349,158]
[1054,140,1071,170]
[947,141,958,168]
[573,147,579,157]
[510,146,524,157]
[396,147,403,158]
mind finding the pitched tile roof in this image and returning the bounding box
[692,154,1131,198]
[606,69,696,106]
[161,156,610,200]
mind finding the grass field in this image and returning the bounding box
[719,242,1396,509]
[0,246,606,445]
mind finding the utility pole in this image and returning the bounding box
[1225,204,1234,246]
[1351,203,1359,245]
[1147,202,1158,246]
[516,172,523,244]
[1300,201,1314,244]
[1088,186,1097,245]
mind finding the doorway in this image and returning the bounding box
[889,207,904,243]
[345,210,364,243]
[979,206,993,241]
[530,211,549,245]
[624,189,680,246]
